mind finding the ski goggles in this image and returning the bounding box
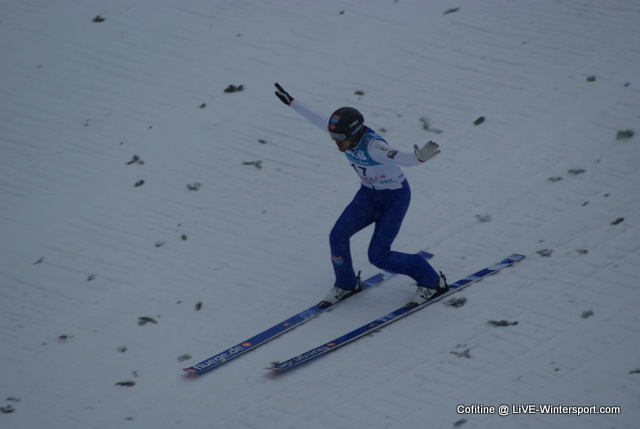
[329,131,348,142]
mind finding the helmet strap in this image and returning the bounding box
[349,127,364,149]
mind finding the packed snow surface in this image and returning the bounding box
[1,1,639,428]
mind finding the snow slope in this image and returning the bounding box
[1,0,639,428]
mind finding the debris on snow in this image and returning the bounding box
[610,217,624,225]
[138,316,158,326]
[242,160,263,169]
[450,344,472,358]
[224,84,244,93]
[453,418,467,427]
[487,320,519,327]
[419,116,443,134]
[581,309,594,319]
[536,249,553,257]
[419,116,430,130]
[567,168,586,175]
[126,155,144,165]
[616,129,634,140]
[1,397,20,414]
[444,297,467,308]
[1,405,16,414]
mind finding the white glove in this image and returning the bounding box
[413,141,440,162]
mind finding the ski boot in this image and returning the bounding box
[406,271,449,308]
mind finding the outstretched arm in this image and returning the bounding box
[275,83,441,164]
[275,83,329,134]
[368,140,440,167]
[291,100,329,133]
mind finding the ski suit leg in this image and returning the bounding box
[329,187,377,289]
[367,180,440,287]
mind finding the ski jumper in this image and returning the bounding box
[290,100,440,289]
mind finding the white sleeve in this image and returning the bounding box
[368,139,422,167]
[290,99,329,134]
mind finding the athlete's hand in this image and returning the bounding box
[413,141,440,162]
[274,83,294,106]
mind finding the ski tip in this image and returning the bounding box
[266,360,284,371]
[266,365,286,372]
[267,359,297,372]
[510,254,526,261]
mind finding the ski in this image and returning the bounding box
[183,252,434,375]
[268,253,525,372]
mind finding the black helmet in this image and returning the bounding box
[328,107,364,142]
